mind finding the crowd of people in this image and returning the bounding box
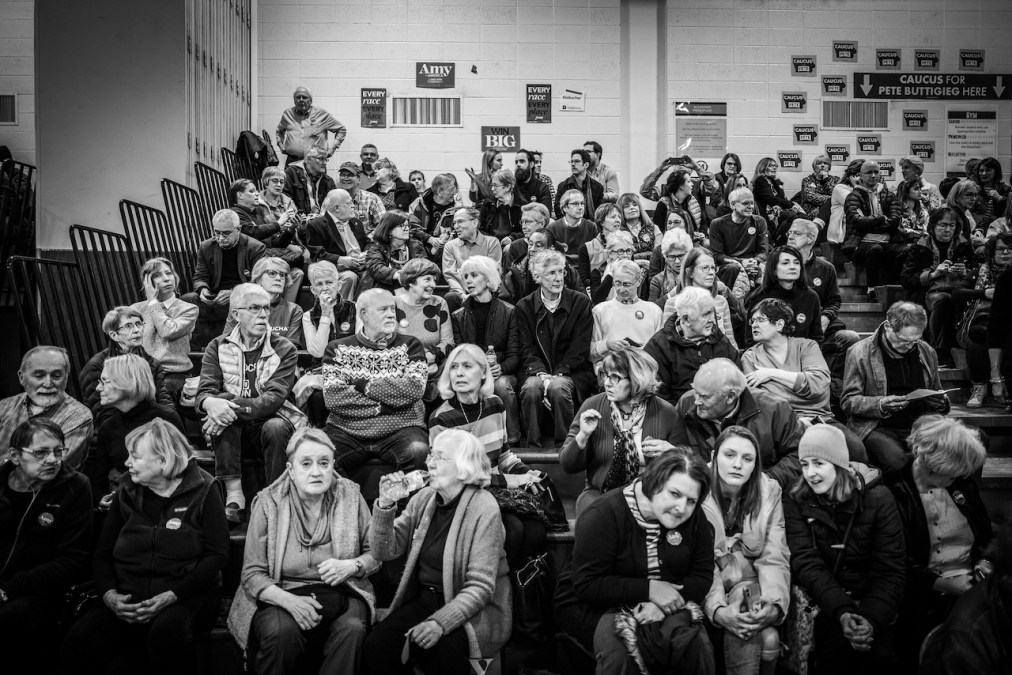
[1,86,1011,675]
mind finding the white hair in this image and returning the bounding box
[729,187,753,204]
[459,255,502,292]
[672,285,714,319]
[605,230,635,250]
[229,283,269,310]
[661,227,692,255]
[611,258,643,282]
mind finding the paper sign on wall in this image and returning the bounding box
[822,76,847,96]
[792,55,817,77]
[876,49,901,70]
[416,62,455,89]
[778,151,802,172]
[360,88,387,128]
[526,84,552,123]
[782,91,808,113]
[945,109,996,175]
[674,102,728,161]
[481,126,521,152]
[793,124,819,146]
[879,159,896,181]
[833,41,858,62]
[559,89,585,112]
[915,50,940,71]
[960,50,985,71]
[857,134,882,155]
[911,141,936,162]
[903,110,928,131]
[825,144,851,164]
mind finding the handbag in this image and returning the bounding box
[489,472,569,532]
[780,584,820,675]
[271,583,348,620]
[511,553,553,644]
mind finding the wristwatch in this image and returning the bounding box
[353,559,363,577]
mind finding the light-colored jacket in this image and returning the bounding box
[702,473,791,622]
[227,473,378,650]
[370,485,511,660]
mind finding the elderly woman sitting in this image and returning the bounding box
[228,428,379,674]
[561,347,682,518]
[87,353,183,504]
[888,415,994,670]
[450,255,522,442]
[648,227,693,305]
[367,157,419,212]
[232,177,306,301]
[364,429,511,675]
[394,258,453,394]
[590,230,648,304]
[743,298,866,461]
[60,419,229,675]
[591,259,663,364]
[555,449,716,674]
[579,204,626,289]
[0,419,92,670]
[223,256,305,348]
[363,210,424,292]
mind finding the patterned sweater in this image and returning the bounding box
[427,395,527,487]
[322,333,428,439]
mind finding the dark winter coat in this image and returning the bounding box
[451,296,520,376]
[643,313,739,405]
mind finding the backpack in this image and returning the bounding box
[235,130,279,180]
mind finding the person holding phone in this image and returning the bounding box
[560,346,681,518]
[590,259,662,365]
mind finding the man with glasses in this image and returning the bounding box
[0,418,93,669]
[0,347,94,471]
[443,206,503,313]
[708,186,771,296]
[276,86,346,166]
[549,188,598,266]
[284,147,337,216]
[841,301,950,475]
[553,149,604,219]
[336,161,385,235]
[183,209,266,349]
[671,357,804,488]
[196,283,302,525]
[845,160,904,300]
[304,188,369,300]
[79,306,174,426]
[645,286,738,406]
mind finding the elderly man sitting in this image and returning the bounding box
[841,301,950,475]
[321,288,429,480]
[304,188,369,300]
[0,346,93,471]
[644,286,739,406]
[196,283,302,524]
[671,358,803,488]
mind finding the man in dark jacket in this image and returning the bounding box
[644,287,738,405]
[196,283,301,524]
[304,188,369,300]
[553,149,605,219]
[516,249,594,447]
[844,161,905,296]
[672,358,803,488]
[514,149,553,212]
[407,173,458,261]
[181,209,266,348]
[0,418,92,671]
[283,147,336,215]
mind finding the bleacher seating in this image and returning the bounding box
[120,199,199,296]
[194,161,231,220]
[69,224,138,313]
[0,159,36,309]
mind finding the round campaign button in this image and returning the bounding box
[340,322,351,332]
[38,512,54,527]
[666,530,683,546]
[747,227,756,235]
[635,310,645,320]
[796,313,807,324]
[166,518,182,530]
[813,277,822,287]
[399,319,410,328]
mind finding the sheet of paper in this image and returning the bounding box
[903,387,959,401]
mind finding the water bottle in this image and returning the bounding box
[486,345,497,365]
[379,470,430,502]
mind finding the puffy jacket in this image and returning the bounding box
[784,469,906,632]
[643,313,739,405]
[844,185,901,238]
[451,296,520,376]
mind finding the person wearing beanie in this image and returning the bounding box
[783,422,906,675]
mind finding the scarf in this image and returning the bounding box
[623,480,662,579]
[601,400,647,493]
[289,488,334,548]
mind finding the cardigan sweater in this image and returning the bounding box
[740,337,831,418]
[132,297,198,374]
[370,486,512,660]
[228,473,378,650]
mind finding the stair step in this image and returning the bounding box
[836,314,885,331]
[839,302,883,312]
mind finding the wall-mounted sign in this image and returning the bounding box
[879,159,896,181]
[857,134,882,155]
[559,88,585,112]
[945,109,997,175]
[781,91,808,113]
[915,49,940,71]
[674,101,728,161]
[854,73,1011,100]
[960,50,985,72]
[778,151,802,172]
[526,84,552,123]
[792,55,817,77]
[416,62,455,89]
[833,41,858,62]
[876,49,901,70]
[825,144,851,164]
[481,126,521,152]
[793,124,819,146]
[360,88,387,128]
[822,75,847,96]
[911,140,935,162]
[903,110,928,131]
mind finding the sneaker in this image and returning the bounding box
[225,502,243,527]
[867,287,878,303]
[967,384,987,408]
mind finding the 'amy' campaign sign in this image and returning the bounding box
[416,62,455,89]
[793,124,819,146]
[792,55,816,77]
[360,89,386,128]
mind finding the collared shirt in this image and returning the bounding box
[327,212,362,255]
[351,189,386,235]
[441,232,503,293]
[589,161,619,202]
[0,393,95,471]
[275,106,347,159]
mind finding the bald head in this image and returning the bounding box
[860,161,881,188]
[695,358,746,395]
[323,189,352,214]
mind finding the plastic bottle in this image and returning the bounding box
[379,470,430,502]
[486,345,497,365]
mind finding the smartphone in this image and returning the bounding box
[740,582,763,614]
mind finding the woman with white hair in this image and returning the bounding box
[648,227,693,304]
[662,246,741,349]
[450,255,522,443]
[590,230,647,304]
[889,414,994,670]
[223,256,305,348]
[591,259,663,362]
[367,157,419,211]
[364,429,511,675]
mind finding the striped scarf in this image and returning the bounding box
[623,480,661,580]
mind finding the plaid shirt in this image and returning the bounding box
[537,173,556,216]
[0,393,94,471]
[352,189,386,235]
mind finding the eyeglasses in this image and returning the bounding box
[261,269,287,279]
[610,248,635,256]
[267,178,285,185]
[749,315,770,325]
[453,218,475,225]
[566,201,585,208]
[117,321,144,332]
[665,253,686,262]
[213,230,238,239]
[520,217,542,226]
[996,247,1012,254]
[734,200,756,206]
[238,305,271,315]
[20,446,66,462]
[602,372,629,386]
[427,453,452,465]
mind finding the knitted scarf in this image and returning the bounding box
[623,480,661,579]
[601,400,647,493]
